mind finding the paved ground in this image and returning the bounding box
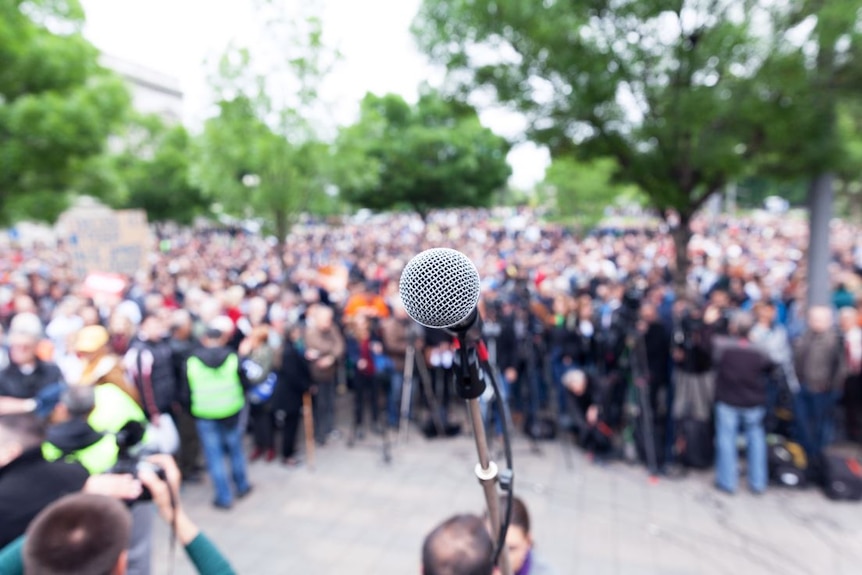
[153,406,862,575]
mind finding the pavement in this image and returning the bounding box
[153,402,862,575]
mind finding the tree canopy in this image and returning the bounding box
[334,90,511,216]
[109,114,208,225]
[194,5,338,248]
[412,0,862,288]
[0,0,130,223]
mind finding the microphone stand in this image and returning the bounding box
[453,333,513,575]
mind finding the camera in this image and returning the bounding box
[109,420,167,503]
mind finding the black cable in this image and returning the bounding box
[483,361,515,568]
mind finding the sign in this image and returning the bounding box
[57,204,151,278]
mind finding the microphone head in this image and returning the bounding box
[399,248,481,329]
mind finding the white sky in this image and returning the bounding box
[79,0,549,190]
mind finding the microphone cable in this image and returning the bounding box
[482,359,515,567]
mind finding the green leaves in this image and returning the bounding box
[334,90,511,215]
[0,0,130,223]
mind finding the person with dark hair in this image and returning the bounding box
[422,513,495,575]
[180,316,252,510]
[713,311,773,494]
[272,322,312,466]
[0,413,89,549]
[24,492,132,574]
[498,496,556,575]
[0,455,236,575]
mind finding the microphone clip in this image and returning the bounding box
[451,335,488,400]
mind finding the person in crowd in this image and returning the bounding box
[240,324,278,462]
[76,324,142,407]
[180,316,252,510]
[422,513,495,575]
[380,298,413,429]
[712,311,773,494]
[0,455,236,575]
[793,305,846,462]
[124,313,180,455]
[169,308,203,482]
[543,293,578,429]
[304,304,345,446]
[838,307,862,443]
[495,496,556,575]
[41,386,119,474]
[0,413,89,549]
[670,299,717,465]
[0,313,66,417]
[273,322,312,465]
[346,312,385,439]
[635,300,672,467]
[750,300,799,434]
[561,369,613,459]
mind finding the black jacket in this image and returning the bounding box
[273,340,312,414]
[0,447,89,548]
[0,360,65,399]
[45,418,105,454]
[125,336,177,418]
[714,338,773,408]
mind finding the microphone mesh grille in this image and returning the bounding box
[398,248,481,329]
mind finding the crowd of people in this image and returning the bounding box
[0,206,861,574]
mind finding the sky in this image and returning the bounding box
[79,0,550,190]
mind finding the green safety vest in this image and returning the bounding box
[186,354,245,420]
[42,434,119,475]
[42,383,148,474]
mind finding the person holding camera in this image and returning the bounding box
[0,455,236,575]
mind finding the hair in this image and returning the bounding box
[24,493,132,575]
[0,413,46,451]
[730,310,754,339]
[62,385,96,418]
[502,495,530,535]
[422,514,495,575]
[9,312,43,340]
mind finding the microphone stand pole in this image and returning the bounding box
[455,335,513,575]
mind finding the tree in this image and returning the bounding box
[0,0,129,223]
[194,2,338,255]
[412,0,819,292]
[110,114,209,225]
[540,156,642,230]
[334,90,511,216]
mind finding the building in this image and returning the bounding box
[99,54,184,124]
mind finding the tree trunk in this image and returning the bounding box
[274,208,289,273]
[807,172,833,308]
[670,215,692,300]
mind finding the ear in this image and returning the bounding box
[113,550,128,575]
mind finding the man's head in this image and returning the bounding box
[56,385,96,422]
[500,496,532,574]
[24,493,132,575]
[808,305,834,334]
[203,315,234,346]
[8,312,43,368]
[729,311,754,340]
[839,307,859,334]
[0,413,45,467]
[422,514,495,575]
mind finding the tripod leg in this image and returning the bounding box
[416,349,446,436]
[399,346,416,444]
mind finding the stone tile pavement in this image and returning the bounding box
[153,420,862,575]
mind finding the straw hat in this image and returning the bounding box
[74,325,110,354]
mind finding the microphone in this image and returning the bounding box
[399,248,515,575]
[398,247,481,334]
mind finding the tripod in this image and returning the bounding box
[398,342,446,443]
